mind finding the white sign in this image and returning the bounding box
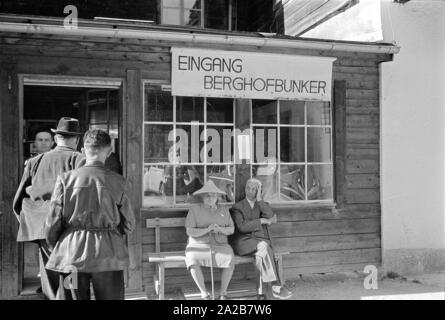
[171,47,336,101]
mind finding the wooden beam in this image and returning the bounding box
[0,63,20,298]
[334,80,347,208]
[125,69,143,292]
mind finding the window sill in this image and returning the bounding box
[141,201,338,213]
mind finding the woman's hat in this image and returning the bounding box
[193,180,226,196]
[51,117,81,135]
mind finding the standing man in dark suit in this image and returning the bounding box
[44,129,135,300]
[230,178,292,300]
[13,117,85,299]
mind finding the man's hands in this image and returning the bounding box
[260,214,277,226]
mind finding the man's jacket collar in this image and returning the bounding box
[84,160,105,167]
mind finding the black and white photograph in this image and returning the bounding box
[0,0,444,305]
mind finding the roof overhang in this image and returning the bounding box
[0,18,400,55]
[278,0,360,36]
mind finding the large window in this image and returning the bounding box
[251,100,333,203]
[143,85,333,208]
[143,84,235,207]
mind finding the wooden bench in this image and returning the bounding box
[146,217,288,300]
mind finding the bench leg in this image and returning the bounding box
[158,263,165,300]
[257,270,263,295]
[276,255,284,284]
[153,273,160,295]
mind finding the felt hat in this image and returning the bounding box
[193,180,226,196]
[51,117,81,135]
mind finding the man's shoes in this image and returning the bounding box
[201,292,211,300]
[218,295,228,300]
[271,286,292,299]
[257,294,267,300]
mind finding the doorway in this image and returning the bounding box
[20,78,123,295]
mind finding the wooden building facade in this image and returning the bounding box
[0,16,398,298]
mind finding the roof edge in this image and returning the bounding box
[0,21,400,55]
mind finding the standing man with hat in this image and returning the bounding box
[13,117,85,299]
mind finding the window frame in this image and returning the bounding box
[142,80,335,209]
[250,99,335,204]
[160,0,234,31]
[142,80,236,208]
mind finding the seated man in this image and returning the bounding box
[230,178,292,300]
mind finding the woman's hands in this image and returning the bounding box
[207,224,222,233]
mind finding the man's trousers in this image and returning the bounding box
[57,270,125,300]
[37,240,60,300]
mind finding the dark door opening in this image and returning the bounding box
[21,85,121,294]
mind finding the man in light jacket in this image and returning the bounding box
[44,129,135,300]
[13,117,84,299]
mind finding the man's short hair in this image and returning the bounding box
[35,130,54,140]
[83,129,111,150]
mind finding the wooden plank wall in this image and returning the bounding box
[0,31,389,296]
[0,62,20,297]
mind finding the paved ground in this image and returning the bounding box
[8,271,445,300]
[283,271,445,300]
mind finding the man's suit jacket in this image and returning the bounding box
[229,199,274,256]
[13,146,85,241]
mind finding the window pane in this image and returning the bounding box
[143,165,174,207]
[307,101,331,126]
[308,165,333,200]
[175,165,205,204]
[280,127,304,163]
[280,100,304,125]
[253,126,278,163]
[144,124,173,163]
[88,91,107,123]
[307,127,332,163]
[162,7,181,24]
[176,124,204,163]
[144,85,173,122]
[253,162,279,202]
[163,0,180,7]
[205,0,229,30]
[176,96,204,122]
[207,165,235,203]
[205,126,234,163]
[280,164,305,201]
[252,100,277,124]
[207,98,233,123]
[184,0,201,9]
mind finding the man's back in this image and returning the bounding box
[13,145,84,241]
[60,162,128,229]
[27,146,84,201]
[45,160,135,273]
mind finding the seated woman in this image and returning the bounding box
[185,180,235,300]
